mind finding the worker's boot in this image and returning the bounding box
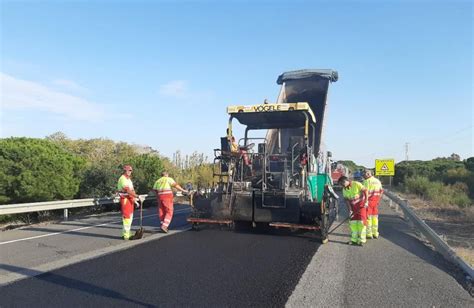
[122,230,131,240]
[372,216,379,239]
[161,226,169,233]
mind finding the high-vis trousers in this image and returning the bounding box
[120,197,134,239]
[349,220,367,244]
[367,197,381,238]
[158,194,174,229]
[367,215,379,238]
[349,202,367,244]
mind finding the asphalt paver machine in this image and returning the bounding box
[188,69,339,243]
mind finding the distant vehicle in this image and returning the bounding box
[331,162,349,188]
[353,169,364,182]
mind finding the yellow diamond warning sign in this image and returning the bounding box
[375,159,395,176]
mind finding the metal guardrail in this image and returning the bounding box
[384,190,473,280]
[0,194,156,217]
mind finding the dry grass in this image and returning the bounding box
[396,191,474,268]
[453,247,474,268]
[402,192,474,224]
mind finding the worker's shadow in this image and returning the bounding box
[378,213,467,285]
[0,264,154,307]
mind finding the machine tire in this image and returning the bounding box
[320,212,330,244]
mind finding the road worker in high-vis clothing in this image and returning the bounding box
[117,165,137,240]
[338,176,369,246]
[362,170,384,239]
[230,136,239,153]
[153,171,187,233]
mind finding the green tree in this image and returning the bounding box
[78,161,120,198]
[195,163,214,188]
[464,157,474,172]
[0,138,85,204]
[394,159,464,185]
[48,132,143,198]
[129,154,165,194]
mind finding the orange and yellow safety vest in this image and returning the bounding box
[342,181,367,206]
[117,175,134,198]
[153,176,176,196]
[362,176,383,200]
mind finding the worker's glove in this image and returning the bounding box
[364,202,369,209]
[134,200,140,209]
[181,190,189,196]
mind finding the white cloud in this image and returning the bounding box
[158,80,215,105]
[52,79,88,92]
[0,73,105,121]
[159,80,188,98]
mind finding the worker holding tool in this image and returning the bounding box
[338,176,369,246]
[117,165,138,240]
[153,171,187,233]
[363,170,384,239]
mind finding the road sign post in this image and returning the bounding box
[375,159,395,176]
[375,159,395,187]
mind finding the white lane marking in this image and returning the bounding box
[0,208,191,245]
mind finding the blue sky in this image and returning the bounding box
[1,0,472,167]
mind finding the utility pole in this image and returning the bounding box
[405,142,410,161]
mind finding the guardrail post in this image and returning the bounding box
[64,208,69,221]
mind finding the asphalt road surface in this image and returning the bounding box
[0,203,192,285]
[1,198,472,307]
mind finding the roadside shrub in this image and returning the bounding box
[404,176,434,197]
[405,175,472,208]
[78,162,120,198]
[443,168,470,185]
[450,193,472,208]
[0,137,85,204]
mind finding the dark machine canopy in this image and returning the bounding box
[232,110,314,130]
[227,102,316,130]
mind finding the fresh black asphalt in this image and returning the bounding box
[1,199,473,307]
[0,216,321,307]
